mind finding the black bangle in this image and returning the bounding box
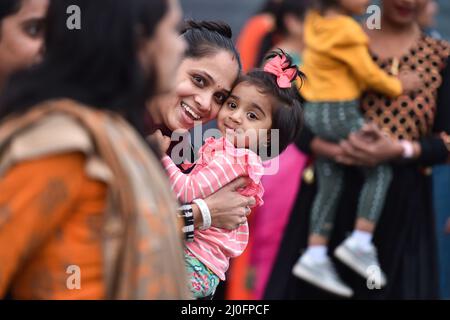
[178,204,194,242]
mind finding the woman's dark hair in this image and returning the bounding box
[0,0,20,21]
[0,0,169,135]
[237,50,304,156]
[181,20,242,71]
[0,0,21,33]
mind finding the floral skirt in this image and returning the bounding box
[184,249,220,299]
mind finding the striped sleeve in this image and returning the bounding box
[161,155,247,203]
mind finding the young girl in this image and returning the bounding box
[291,0,421,297]
[155,51,304,299]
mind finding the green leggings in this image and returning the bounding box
[304,101,393,238]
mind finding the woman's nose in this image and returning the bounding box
[194,93,213,113]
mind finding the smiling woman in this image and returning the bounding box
[148,20,241,134]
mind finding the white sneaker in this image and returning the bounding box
[292,254,354,297]
[334,237,387,287]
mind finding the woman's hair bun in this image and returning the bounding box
[182,20,233,39]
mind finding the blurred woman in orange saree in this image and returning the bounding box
[0,0,189,300]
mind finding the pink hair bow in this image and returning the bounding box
[264,54,298,89]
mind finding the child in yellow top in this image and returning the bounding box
[292,0,420,298]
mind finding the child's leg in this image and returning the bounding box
[184,250,220,299]
[293,159,353,297]
[309,157,346,243]
[355,164,393,235]
[294,101,361,297]
[334,165,392,287]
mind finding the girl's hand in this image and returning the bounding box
[149,129,171,155]
[445,218,450,234]
[337,124,404,167]
[200,177,256,230]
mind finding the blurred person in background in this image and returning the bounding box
[419,0,450,300]
[258,0,309,66]
[236,0,281,72]
[418,0,442,39]
[0,0,48,91]
[0,0,189,299]
[266,0,450,300]
[291,0,421,297]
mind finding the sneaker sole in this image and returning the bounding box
[292,264,353,298]
[334,246,387,287]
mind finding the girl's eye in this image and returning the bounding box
[247,112,258,120]
[228,102,237,109]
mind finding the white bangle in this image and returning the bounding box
[193,199,211,230]
[400,140,414,159]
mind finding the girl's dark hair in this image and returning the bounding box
[0,0,21,31]
[181,20,242,71]
[237,50,304,156]
[0,0,169,135]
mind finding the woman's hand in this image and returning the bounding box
[310,137,345,161]
[398,70,422,93]
[336,124,404,167]
[199,177,256,230]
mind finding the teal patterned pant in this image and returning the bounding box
[184,249,220,299]
[304,101,393,238]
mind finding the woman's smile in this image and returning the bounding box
[181,101,201,121]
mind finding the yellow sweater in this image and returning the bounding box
[301,11,402,102]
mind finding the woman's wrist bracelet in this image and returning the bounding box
[400,140,415,159]
[193,199,211,230]
[178,204,194,242]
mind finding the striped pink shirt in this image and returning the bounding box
[162,137,264,280]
